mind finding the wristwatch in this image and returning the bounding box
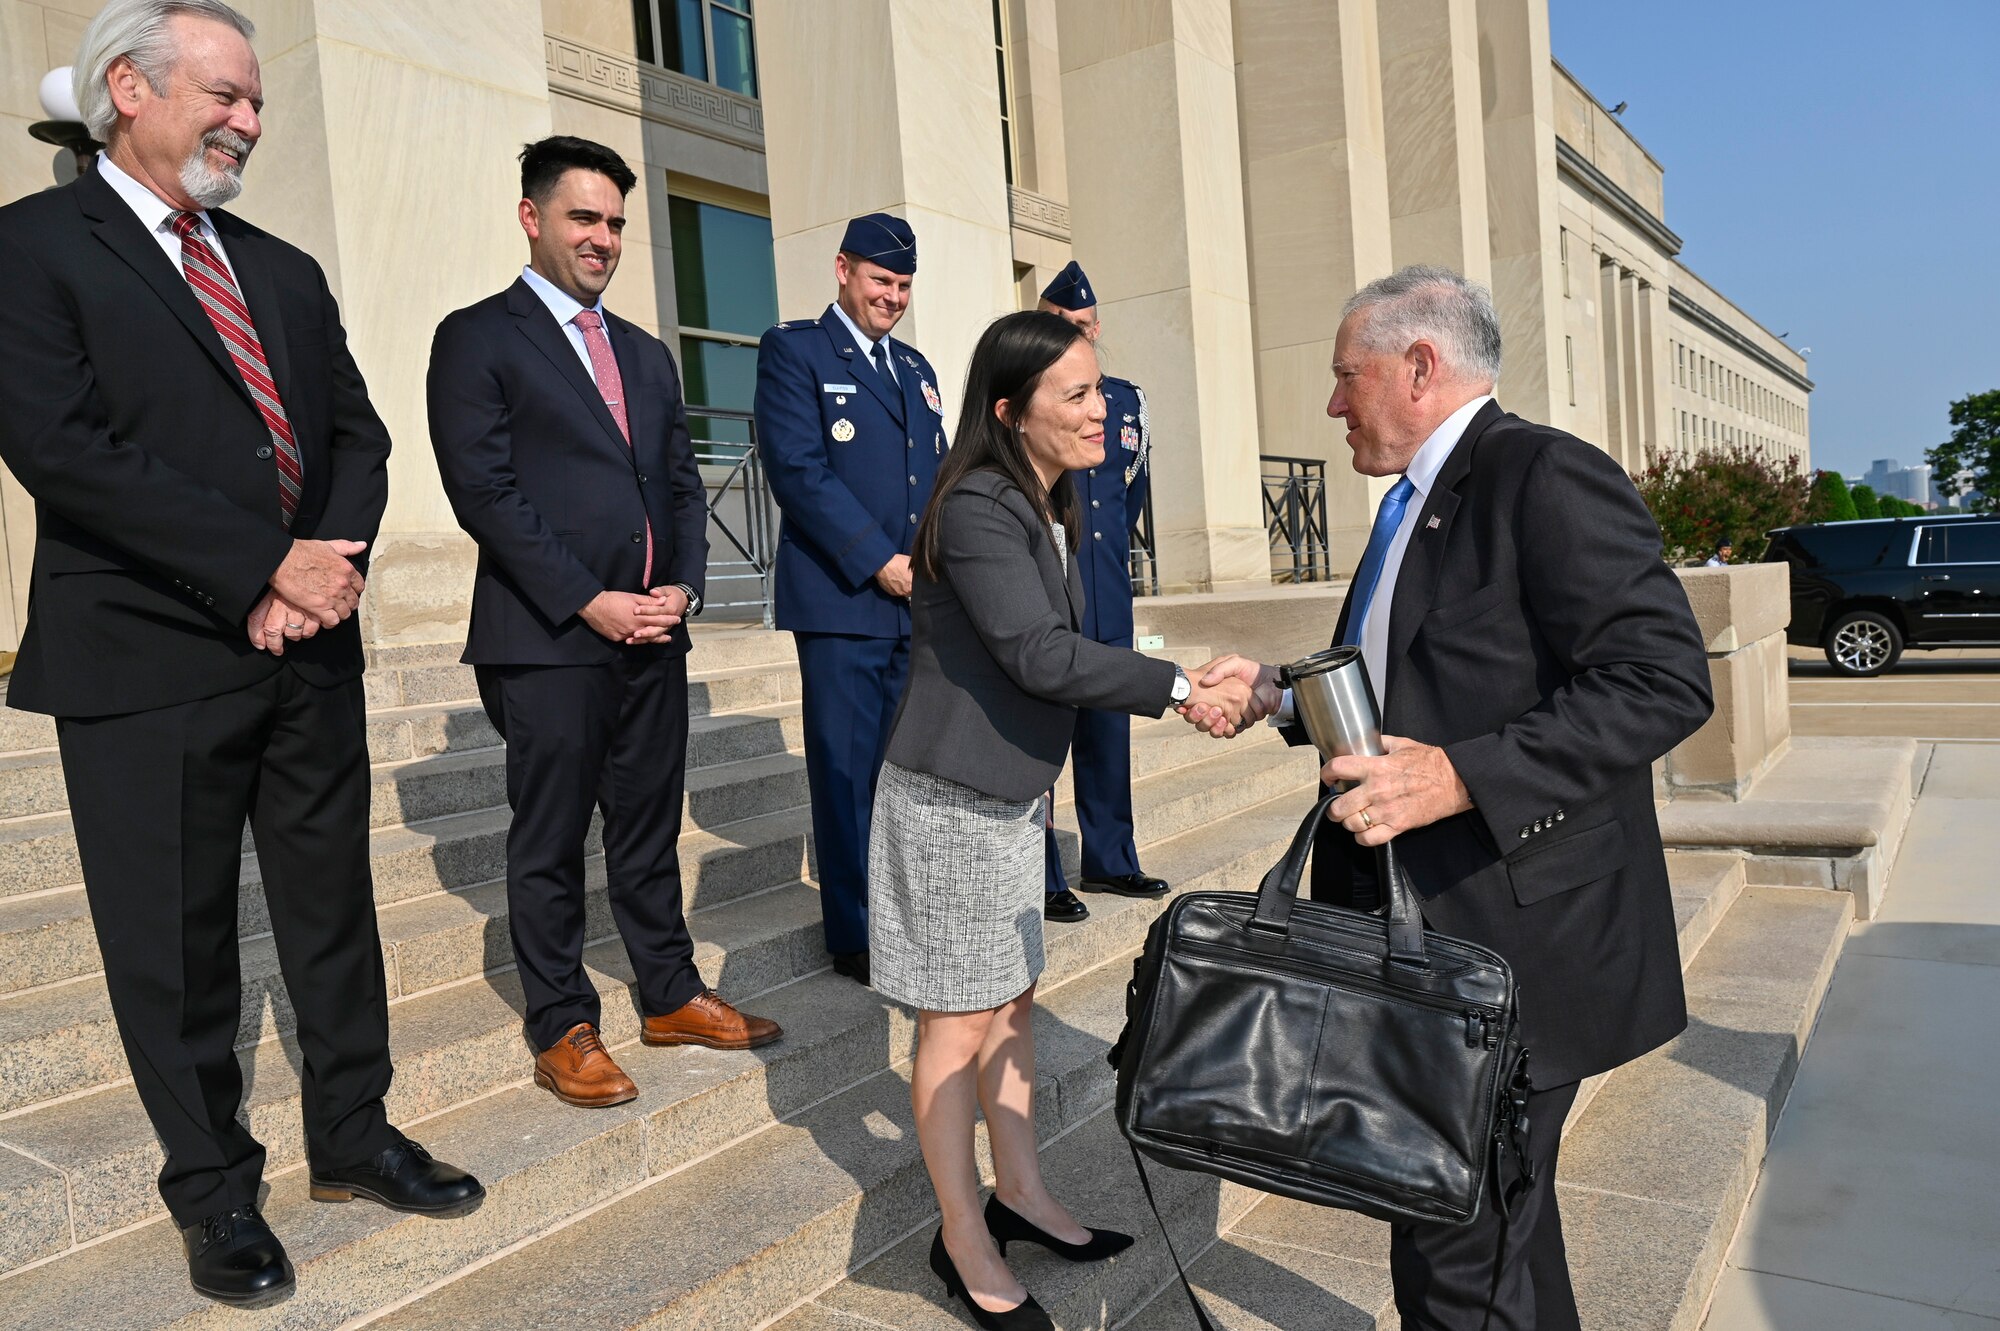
[1170,665,1192,706]
[674,583,702,617]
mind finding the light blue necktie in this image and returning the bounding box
[1341,476,1417,646]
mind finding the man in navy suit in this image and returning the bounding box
[428,137,780,1111]
[754,214,948,985]
[1034,262,1167,925]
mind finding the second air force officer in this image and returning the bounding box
[754,213,947,987]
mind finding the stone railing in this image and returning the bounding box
[1662,563,1791,800]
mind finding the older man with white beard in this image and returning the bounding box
[0,0,482,1308]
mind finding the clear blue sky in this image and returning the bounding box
[1547,0,2000,480]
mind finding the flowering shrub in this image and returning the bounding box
[1631,446,1811,564]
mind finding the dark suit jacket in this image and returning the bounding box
[0,168,390,717]
[885,468,1177,802]
[426,279,708,666]
[1293,401,1713,1087]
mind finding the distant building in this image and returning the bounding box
[1863,458,1934,506]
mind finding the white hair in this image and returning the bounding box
[72,0,255,140]
[1341,265,1503,385]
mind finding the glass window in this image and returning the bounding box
[1560,229,1570,298]
[993,0,1017,186]
[633,0,756,97]
[669,195,777,447]
[1564,335,1575,406]
[1922,524,2000,564]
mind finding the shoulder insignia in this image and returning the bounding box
[778,319,818,331]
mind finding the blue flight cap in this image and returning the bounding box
[840,212,918,274]
[1039,260,1096,311]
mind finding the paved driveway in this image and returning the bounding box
[1788,647,2000,741]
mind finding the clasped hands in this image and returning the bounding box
[1174,653,1472,845]
[580,584,689,645]
[246,538,369,657]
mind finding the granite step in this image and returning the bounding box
[0,786,1318,1314]
[0,736,1315,1151]
[345,802,1317,1331]
[0,711,1274,997]
[1118,885,1854,1331]
[0,724,814,904]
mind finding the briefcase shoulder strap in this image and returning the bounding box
[1128,1142,1220,1331]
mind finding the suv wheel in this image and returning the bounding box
[1825,610,1903,677]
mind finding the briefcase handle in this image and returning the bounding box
[1247,788,1429,968]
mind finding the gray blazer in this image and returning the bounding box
[885,468,1178,801]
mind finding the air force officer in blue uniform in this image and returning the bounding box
[1035,262,1168,924]
[754,214,946,985]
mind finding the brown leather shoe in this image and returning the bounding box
[533,1023,638,1108]
[641,990,782,1051]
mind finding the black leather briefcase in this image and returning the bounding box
[1112,788,1532,1229]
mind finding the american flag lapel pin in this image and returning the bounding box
[1426,515,1441,530]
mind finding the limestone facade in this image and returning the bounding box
[0,0,1814,648]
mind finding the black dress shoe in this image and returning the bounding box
[985,1194,1134,1263]
[1079,872,1170,898]
[929,1228,1054,1330]
[831,950,871,986]
[309,1137,484,1216]
[182,1205,294,1307]
[1044,889,1090,923]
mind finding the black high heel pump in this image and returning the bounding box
[929,1230,1055,1331]
[984,1195,1135,1263]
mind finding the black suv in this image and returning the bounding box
[1764,513,2000,676]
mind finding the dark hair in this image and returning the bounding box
[913,311,1090,582]
[519,136,637,204]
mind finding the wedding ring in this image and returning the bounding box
[1359,809,1374,829]
[284,621,305,630]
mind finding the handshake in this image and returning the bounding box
[1170,653,1476,845]
[1172,654,1284,739]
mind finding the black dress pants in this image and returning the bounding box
[1390,1079,1582,1331]
[56,670,398,1229]
[477,648,705,1051]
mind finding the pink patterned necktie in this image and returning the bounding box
[171,211,301,527]
[572,309,652,588]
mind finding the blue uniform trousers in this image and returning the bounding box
[795,631,910,953]
[1043,633,1142,893]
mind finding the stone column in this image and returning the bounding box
[1637,278,1672,464]
[1377,0,1489,283]
[1234,0,1394,571]
[1476,0,1563,422]
[1056,1,1268,591]
[226,0,554,644]
[758,0,1015,419]
[1619,267,1645,469]
[1597,257,1628,466]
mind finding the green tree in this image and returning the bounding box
[1806,469,1859,522]
[1850,483,1882,519]
[1926,389,2000,512]
[1632,445,1811,563]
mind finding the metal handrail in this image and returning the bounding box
[1262,453,1331,583]
[689,408,778,625]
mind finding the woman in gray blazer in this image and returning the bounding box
[869,311,1249,1328]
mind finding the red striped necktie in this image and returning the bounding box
[170,211,302,527]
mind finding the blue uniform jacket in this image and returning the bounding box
[754,306,948,637]
[1071,375,1151,641]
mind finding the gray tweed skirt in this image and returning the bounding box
[868,761,1047,1012]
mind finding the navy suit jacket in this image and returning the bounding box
[1288,401,1713,1087]
[753,306,947,638]
[426,278,707,665]
[0,167,389,717]
[1070,375,1151,642]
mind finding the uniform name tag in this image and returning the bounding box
[822,383,858,394]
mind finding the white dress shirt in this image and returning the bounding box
[830,301,896,384]
[519,265,607,382]
[1274,394,1494,726]
[95,151,238,286]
